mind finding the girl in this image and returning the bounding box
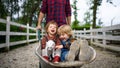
[41,20,63,63]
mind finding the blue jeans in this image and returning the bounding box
[60,51,69,62]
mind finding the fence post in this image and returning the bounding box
[84,28,86,35]
[73,30,75,38]
[6,16,10,51]
[83,28,86,40]
[90,26,93,44]
[103,31,106,45]
[27,23,29,44]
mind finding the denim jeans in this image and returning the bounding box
[60,51,69,61]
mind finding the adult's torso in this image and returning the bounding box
[46,0,67,26]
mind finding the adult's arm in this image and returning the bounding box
[37,12,45,30]
[66,16,71,25]
[36,0,47,30]
[65,0,71,25]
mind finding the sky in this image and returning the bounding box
[15,0,120,27]
[70,0,120,26]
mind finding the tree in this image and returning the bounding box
[0,0,42,26]
[87,0,115,28]
[98,18,103,27]
[84,11,92,24]
[71,0,79,21]
[4,0,20,20]
[21,0,42,26]
[0,0,7,19]
[0,0,20,19]
[92,0,102,28]
[71,0,80,29]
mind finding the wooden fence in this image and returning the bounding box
[72,24,120,52]
[0,17,38,50]
[0,16,120,52]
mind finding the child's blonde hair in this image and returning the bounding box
[58,25,73,37]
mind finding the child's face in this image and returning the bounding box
[59,33,69,41]
[47,24,57,35]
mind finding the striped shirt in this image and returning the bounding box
[41,34,61,49]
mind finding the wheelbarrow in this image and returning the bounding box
[35,30,96,68]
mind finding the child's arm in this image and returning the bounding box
[41,37,47,49]
[55,45,63,49]
[55,37,63,49]
[64,42,71,50]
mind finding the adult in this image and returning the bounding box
[36,0,71,30]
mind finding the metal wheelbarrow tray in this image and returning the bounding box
[35,41,96,68]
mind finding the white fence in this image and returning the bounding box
[0,16,120,52]
[73,24,120,52]
[0,17,38,50]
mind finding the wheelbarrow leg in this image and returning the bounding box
[39,62,41,68]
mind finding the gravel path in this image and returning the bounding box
[0,42,120,68]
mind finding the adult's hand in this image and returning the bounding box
[36,25,42,30]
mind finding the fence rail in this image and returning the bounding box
[0,17,38,50]
[73,24,120,52]
[0,17,120,52]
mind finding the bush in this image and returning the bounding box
[0,23,36,44]
[71,21,91,30]
[0,23,6,31]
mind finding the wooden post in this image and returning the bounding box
[90,26,93,45]
[95,32,99,43]
[77,30,80,39]
[73,30,75,38]
[103,31,106,45]
[83,28,86,40]
[27,23,29,44]
[84,28,86,35]
[6,16,10,51]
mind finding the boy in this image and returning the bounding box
[57,25,79,61]
[41,20,63,63]
[58,25,93,62]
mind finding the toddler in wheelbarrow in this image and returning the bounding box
[36,21,96,68]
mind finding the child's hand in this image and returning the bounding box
[55,45,63,49]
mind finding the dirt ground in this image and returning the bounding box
[0,42,120,68]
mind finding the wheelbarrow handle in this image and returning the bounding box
[38,29,41,41]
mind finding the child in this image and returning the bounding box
[57,25,79,61]
[58,25,93,62]
[41,20,63,63]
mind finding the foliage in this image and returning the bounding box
[88,0,102,28]
[0,0,42,27]
[10,36,26,42]
[71,0,79,21]
[84,11,92,24]
[0,0,7,19]
[71,20,79,29]
[0,0,20,20]
[71,20,101,30]
[0,23,6,31]
[21,0,42,26]
[87,0,113,28]
[71,20,91,30]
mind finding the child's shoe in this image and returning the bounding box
[66,40,80,61]
[43,56,49,61]
[78,39,92,62]
[53,56,60,63]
